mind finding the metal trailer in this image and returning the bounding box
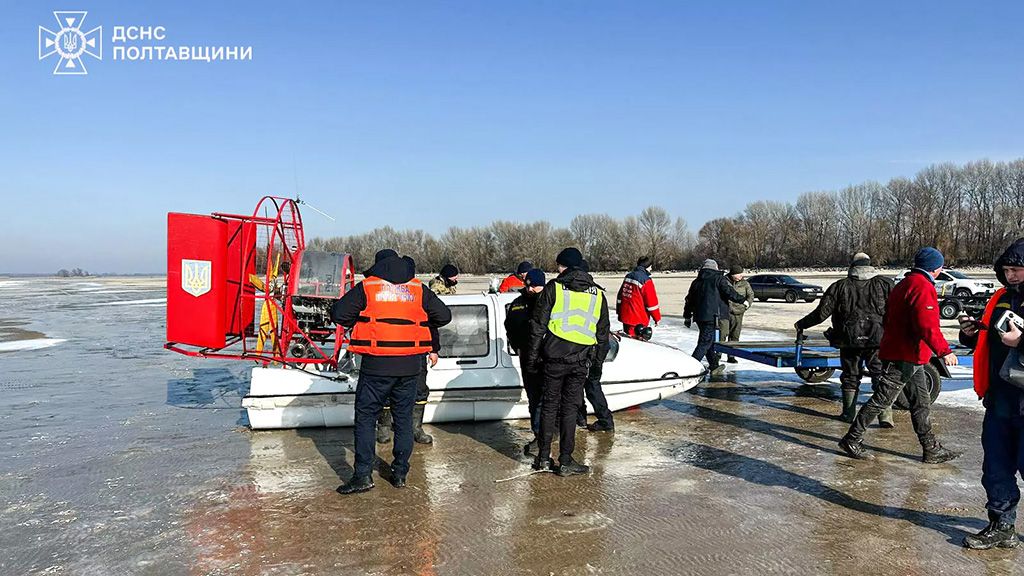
[713,336,974,408]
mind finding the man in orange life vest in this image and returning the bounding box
[960,239,1024,550]
[331,250,452,494]
[499,261,533,293]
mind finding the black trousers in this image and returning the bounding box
[578,363,613,427]
[416,363,430,403]
[538,360,588,463]
[838,347,883,392]
[354,373,416,478]
[847,360,934,445]
[692,320,721,369]
[521,367,544,437]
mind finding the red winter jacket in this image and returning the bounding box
[616,267,661,327]
[879,269,952,364]
[498,274,525,293]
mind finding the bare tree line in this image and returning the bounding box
[698,158,1024,268]
[309,206,696,274]
[310,157,1024,273]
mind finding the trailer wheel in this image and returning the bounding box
[893,363,942,409]
[940,300,961,319]
[785,291,798,303]
[795,367,835,383]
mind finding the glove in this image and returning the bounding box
[744,301,751,310]
[684,318,692,328]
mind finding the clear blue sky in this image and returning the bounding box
[2,1,1022,273]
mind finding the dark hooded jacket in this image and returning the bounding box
[795,265,894,348]
[960,238,1024,416]
[331,255,452,376]
[683,268,745,323]
[526,268,611,368]
[504,289,542,370]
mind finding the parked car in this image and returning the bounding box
[895,269,997,298]
[747,274,824,303]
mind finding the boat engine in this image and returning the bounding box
[164,196,356,368]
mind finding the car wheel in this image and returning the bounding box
[803,298,815,302]
[954,288,972,298]
[940,300,961,319]
[784,291,797,303]
[795,367,835,383]
[894,363,942,409]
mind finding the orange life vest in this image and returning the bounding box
[348,278,432,356]
[974,287,1008,399]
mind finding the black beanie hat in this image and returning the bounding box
[440,264,459,279]
[516,261,533,275]
[556,247,584,269]
[374,249,398,263]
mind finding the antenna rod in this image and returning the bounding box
[297,198,336,221]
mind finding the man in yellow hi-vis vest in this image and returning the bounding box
[526,247,610,476]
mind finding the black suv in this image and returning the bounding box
[748,274,824,303]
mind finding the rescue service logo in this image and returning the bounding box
[181,260,212,297]
[36,11,253,76]
[38,11,102,75]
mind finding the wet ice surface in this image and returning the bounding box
[0,278,1018,575]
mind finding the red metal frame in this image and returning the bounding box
[165,196,354,369]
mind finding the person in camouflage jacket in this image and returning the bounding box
[719,264,754,362]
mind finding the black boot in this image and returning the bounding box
[532,456,555,471]
[963,521,1019,550]
[412,404,433,444]
[839,435,870,459]
[337,475,374,495]
[587,421,614,432]
[922,439,962,464]
[556,457,590,477]
[376,409,392,444]
[840,390,857,423]
[727,356,738,363]
[390,467,407,488]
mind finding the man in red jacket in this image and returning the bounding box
[616,256,661,338]
[839,247,961,463]
[498,261,533,293]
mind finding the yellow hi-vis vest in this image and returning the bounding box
[548,282,603,345]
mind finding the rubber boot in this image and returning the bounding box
[877,406,895,429]
[412,404,433,445]
[376,408,393,444]
[840,390,858,423]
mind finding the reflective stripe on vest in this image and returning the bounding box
[348,278,433,356]
[548,282,603,345]
[974,287,1008,399]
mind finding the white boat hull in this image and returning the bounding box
[242,373,701,430]
[241,292,706,430]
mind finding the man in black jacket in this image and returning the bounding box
[526,248,610,476]
[960,239,1024,550]
[330,251,451,494]
[504,268,547,455]
[795,252,895,424]
[683,259,745,377]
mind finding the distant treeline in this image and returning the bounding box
[310,157,1024,274]
[56,268,91,277]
